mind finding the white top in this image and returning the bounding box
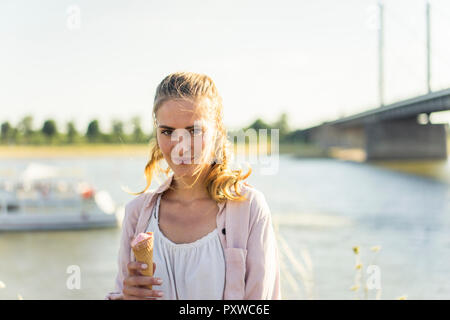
[145,193,226,300]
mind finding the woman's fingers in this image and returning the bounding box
[127,261,157,276]
[123,286,164,299]
[124,275,163,287]
[127,261,147,276]
[123,293,159,300]
[123,295,158,300]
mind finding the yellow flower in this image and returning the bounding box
[396,295,407,300]
[350,285,360,291]
[355,263,363,270]
[371,245,381,252]
[352,246,360,254]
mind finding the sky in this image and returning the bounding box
[1,0,450,134]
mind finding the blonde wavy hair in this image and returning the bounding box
[130,71,251,203]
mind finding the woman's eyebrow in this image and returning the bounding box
[158,125,198,130]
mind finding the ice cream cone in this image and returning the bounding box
[131,232,154,289]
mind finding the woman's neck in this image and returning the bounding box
[168,171,211,203]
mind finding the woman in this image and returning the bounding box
[106,72,281,300]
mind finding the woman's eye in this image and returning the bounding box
[161,129,201,136]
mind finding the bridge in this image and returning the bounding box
[289,2,450,161]
[296,88,450,160]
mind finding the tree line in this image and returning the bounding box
[0,113,298,145]
[0,116,149,145]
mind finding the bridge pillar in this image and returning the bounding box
[309,125,365,149]
[365,118,448,160]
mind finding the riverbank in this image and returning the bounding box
[0,143,294,158]
[0,144,151,158]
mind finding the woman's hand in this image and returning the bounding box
[123,262,164,300]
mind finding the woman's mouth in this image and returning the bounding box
[174,157,194,164]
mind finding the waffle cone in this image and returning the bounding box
[132,232,154,290]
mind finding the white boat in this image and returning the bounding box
[0,163,120,231]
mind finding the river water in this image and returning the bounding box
[0,154,449,300]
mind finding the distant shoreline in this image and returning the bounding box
[1,143,448,163]
[0,144,151,158]
[0,143,296,158]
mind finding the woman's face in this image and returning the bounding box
[156,99,215,176]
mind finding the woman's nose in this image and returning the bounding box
[178,146,190,156]
[171,130,192,154]
[178,138,190,154]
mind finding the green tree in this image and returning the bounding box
[42,119,57,137]
[241,118,273,144]
[272,112,290,141]
[17,115,34,144]
[245,118,272,131]
[111,119,124,143]
[86,119,101,143]
[1,121,12,143]
[42,119,58,144]
[66,121,79,144]
[131,116,146,143]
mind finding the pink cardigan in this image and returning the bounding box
[105,174,281,300]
